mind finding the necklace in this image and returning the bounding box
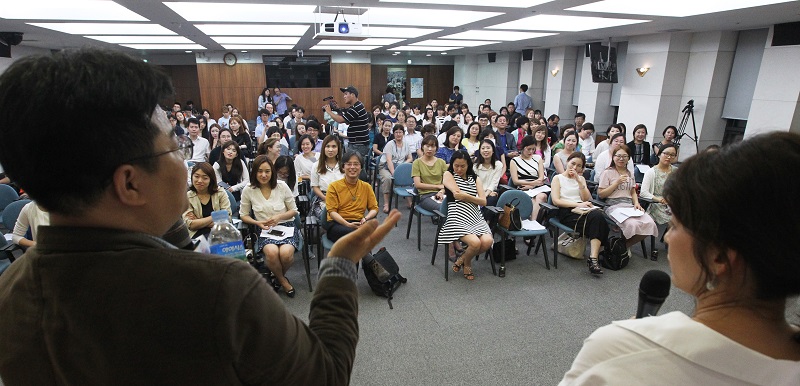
[326,162,338,173]
[344,179,359,201]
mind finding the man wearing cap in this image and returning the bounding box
[323,86,370,158]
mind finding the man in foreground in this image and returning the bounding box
[0,48,401,385]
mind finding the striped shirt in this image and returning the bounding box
[342,101,370,145]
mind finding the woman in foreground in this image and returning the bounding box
[559,132,800,384]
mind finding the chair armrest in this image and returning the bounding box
[1,242,20,263]
[484,206,503,214]
[591,199,607,208]
[540,202,557,211]
[433,209,445,218]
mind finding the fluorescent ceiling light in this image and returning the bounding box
[164,2,316,22]
[28,23,177,35]
[121,44,206,50]
[487,14,648,31]
[0,0,147,21]
[567,0,795,17]
[364,8,500,27]
[380,0,554,7]
[317,38,403,46]
[85,35,193,44]
[221,45,295,50]
[365,26,441,38]
[442,30,557,41]
[310,46,381,50]
[411,39,499,47]
[391,46,462,51]
[195,24,309,36]
[211,36,300,45]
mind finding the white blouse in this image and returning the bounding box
[474,160,504,193]
[294,152,318,178]
[310,161,345,192]
[239,180,297,220]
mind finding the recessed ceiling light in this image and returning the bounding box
[367,27,441,38]
[185,50,192,53]
[121,44,206,50]
[391,46,462,51]
[317,38,404,46]
[195,24,309,36]
[346,50,353,53]
[568,0,795,17]
[84,35,192,44]
[441,52,447,55]
[309,45,381,51]
[221,45,295,50]
[0,0,147,21]
[379,0,554,7]
[241,50,248,53]
[487,14,648,31]
[411,39,499,47]
[442,30,557,41]
[29,23,176,35]
[426,54,431,56]
[164,2,316,22]
[211,36,300,45]
[364,8,500,27]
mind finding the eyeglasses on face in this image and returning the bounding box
[661,152,677,158]
[344,162,361,168]
[613,154,630,160]
[125,134,194,164]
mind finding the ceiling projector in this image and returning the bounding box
[314,22,368,41]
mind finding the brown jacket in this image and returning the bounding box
[0,226,359,385]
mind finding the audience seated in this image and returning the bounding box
[212,141,248,202]
[274,155,298,196]
[593,133,634,183]
[257,137,282,165]
[184,162,232,240]
[325,151,379,243]
[373,119,392,157]
[510,135,548,221]
[229,116,253,159]
[592,124,623,161]
[553,131,580,174]
[379,124,414,213]
[627,124,651,166]
[11,201,49,248]
[208,128,233,163]
[310,136,345,218]
[435,124,465,165]
[651,125,681,164]
[597,145,658,250]
[293,134,318,181]
[550,152,610,275]
[412,135,448,213]
[461,122,482,156]
[240,155,300,298]
[473,139,505,211]
[530,125,552,170]
[550,124,578,159]
[439,151,493,281]
[578,122,595,160]
[639,143,677,258]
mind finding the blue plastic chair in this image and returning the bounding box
[225,190,239,219]
[541,194,577,269]
[0,185,19,220]
[388,163,415,211]
[495,190,550,277]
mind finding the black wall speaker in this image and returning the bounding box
[0,32,23,46]
[772,22,800,46]
[488,53,496,63]
[522,49,533,61]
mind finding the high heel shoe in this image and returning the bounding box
[283,279,296,298]
[587,257,604,275]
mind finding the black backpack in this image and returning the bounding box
[363,247,407,309]
[601,236,630,270]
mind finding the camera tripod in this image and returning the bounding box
[677,99,699,154]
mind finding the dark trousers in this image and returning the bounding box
[327,222,374,264]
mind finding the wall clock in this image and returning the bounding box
[223,52,237,66]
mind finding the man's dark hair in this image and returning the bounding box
[296,106,305,114]
[0,48,173,215]
[259,108,269,116]
[187,117,200,127]
[306,120,321,131]
[453,86,460,91]
[520,84,528,92]
[477,113,489,120]
[173,102,182,108]
[575,112,586,119]
[581,122,595,133]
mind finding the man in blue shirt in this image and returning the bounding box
[513,84,533,113]
[449,86,463,106]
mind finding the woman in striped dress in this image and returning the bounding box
[439,150,493,280]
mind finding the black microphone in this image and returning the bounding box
[636,270,671,318]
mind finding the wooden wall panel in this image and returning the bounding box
[197,63,266,121]
[158,65,202,112]
[428,65,455,108]
[370,65,388,109]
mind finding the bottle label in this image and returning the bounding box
[210,240,247,261]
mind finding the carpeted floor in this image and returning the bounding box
[281,208,706,385]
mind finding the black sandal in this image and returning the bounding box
[452,257,464,273]
[587,257,604,275]
[463,266,474,280]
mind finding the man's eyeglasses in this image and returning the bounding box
[125,134,194,164]
[344,162,361,168]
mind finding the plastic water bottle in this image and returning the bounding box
[208,210,246,261]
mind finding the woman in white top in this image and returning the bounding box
[240,155,299,298]
[310,135,344,218]
[593,133,633,183]
[553,131,579,174]
[591,124,622,161]
[510,135,548,221]
[257,87,270,111]
[11,201,49,248]
[421,108,435,128]
[213,141,248,202]
[473,139,504,212]
[640,143,677,227]
[561,132,800,384]
[550,152,610,275]
[461,122,482,157]
[379,124,413,213]
[293,134,317,181]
